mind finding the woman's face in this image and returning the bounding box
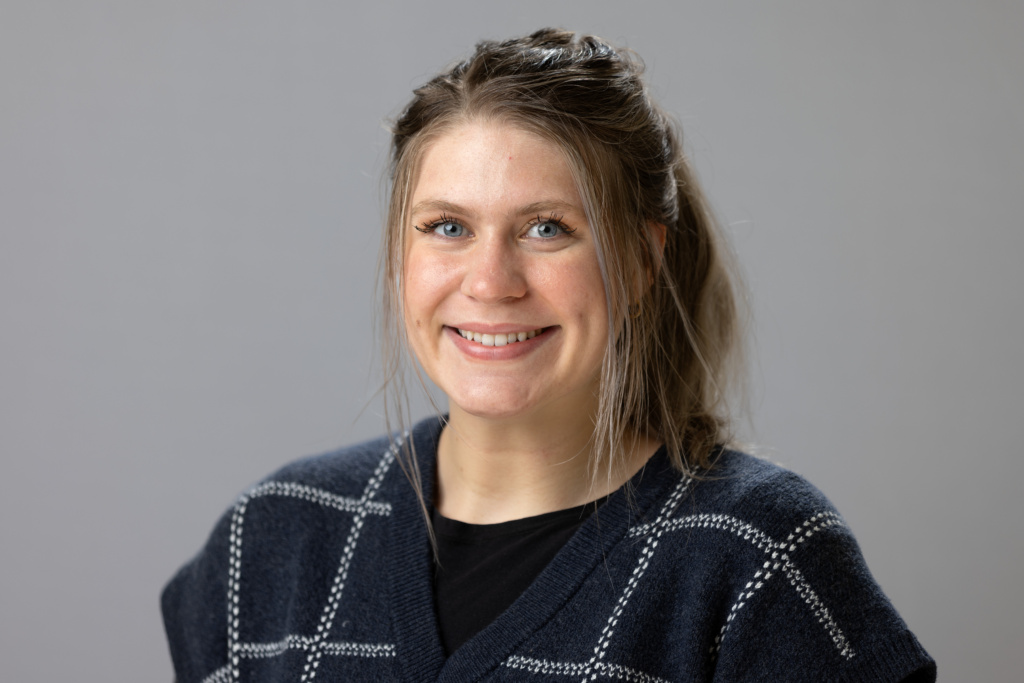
[403,120,608,424]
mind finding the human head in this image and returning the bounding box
[381,28,744,475]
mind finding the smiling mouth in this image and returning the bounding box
[455,327,545,347]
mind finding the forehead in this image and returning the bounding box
[409,120,583,215]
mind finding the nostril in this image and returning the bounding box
[462,262,528,302]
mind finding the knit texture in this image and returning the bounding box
[162,416,936,682]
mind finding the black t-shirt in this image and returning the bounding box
[431,499,604,655]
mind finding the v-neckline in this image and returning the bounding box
[386,416,676,682]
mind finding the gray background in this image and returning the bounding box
[2,1,1021,680]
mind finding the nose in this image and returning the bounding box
[461,234,527,303]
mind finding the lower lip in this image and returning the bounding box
[445,326,557,360]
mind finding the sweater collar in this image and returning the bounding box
[386,415,680,681]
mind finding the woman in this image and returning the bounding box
[163,29,936,682]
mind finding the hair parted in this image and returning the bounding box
[380,27,746,482]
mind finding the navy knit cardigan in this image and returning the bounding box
[162,416,935,682]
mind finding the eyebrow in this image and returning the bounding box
[409,199,582,219]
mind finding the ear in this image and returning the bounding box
[630,222,669,311]
[648,221,667,250]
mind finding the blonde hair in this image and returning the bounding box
[380,28,746,483]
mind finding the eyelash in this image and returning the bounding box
[414,213,575,237]
[414,212,460,235]
[529,213,574,237]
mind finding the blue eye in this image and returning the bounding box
[439,221,464,238]
[526,220,567,239]
[415,215,467,237]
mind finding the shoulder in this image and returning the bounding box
[691,449,842,536]
[643,448,847,562]
[160,427,413,683]
[641,448,857,596]
[249,415,443,500]
[254,431,399,499]
[656,448,936,682]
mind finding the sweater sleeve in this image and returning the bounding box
[161,507,233,683]
[709,469,935,682]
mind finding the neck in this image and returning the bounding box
[434,403,659,524]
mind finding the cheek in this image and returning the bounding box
[543,256,607,316]
[403,249,459,325]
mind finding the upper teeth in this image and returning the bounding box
[457,328,542,347]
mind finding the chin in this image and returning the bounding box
[446,387,539,422]
[456,405,531,421]
[451,397,534,421]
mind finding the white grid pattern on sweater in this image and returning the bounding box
[299,441,397,681]
[234,635,395,659]
[200,664,233,683]
[200,640,395,683]
[246,480,392,517]
[219,438,402,683]
[506,656,672,683]
[576,476,693,683]
[627,509,855,660]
